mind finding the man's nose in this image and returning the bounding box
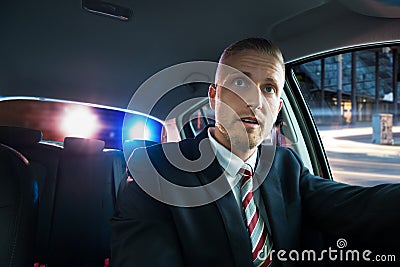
[245,84,262,110]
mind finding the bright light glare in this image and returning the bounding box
[128,121,151,140]
[61,106,98,138]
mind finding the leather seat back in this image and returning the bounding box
[0,126,62,263]
[0,143,38,267]
[47,137,126,266]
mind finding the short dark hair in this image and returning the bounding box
[220,38,285,70]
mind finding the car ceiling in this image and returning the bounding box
[1,0,400,119]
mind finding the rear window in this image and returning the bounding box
[0,98,164,149]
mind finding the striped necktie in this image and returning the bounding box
[239,164,273,267]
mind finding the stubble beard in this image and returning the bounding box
[216,122,262,153]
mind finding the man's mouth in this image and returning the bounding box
[240,117,259,125]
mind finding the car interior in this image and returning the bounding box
[1,0,400,266]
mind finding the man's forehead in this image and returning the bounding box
[216,54,284,81]
[218,51,284,76]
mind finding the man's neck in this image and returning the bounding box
[211,127,257,161]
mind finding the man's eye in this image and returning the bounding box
[234,78,246,87]
[263,86,275,94]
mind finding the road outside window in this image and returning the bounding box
[293,46,400,186]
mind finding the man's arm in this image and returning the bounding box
[111,175,184,267]
[292,148,400,247]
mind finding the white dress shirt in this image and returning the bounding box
[207,128,257,208]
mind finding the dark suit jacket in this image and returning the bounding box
[111,127,400,267]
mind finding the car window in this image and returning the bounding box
[186,100,215,136]
[0,98,164,149]
[290,45,400,186]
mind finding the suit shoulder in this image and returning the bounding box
[275,146,302,163]
[129,138,202,173]
[142,138,200,159]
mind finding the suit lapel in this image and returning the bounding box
[253,145,276,235]
[215,187,254,266]
[257,151,288,251]
[197,166,253,267]
[255,190,272,235]
[193,129,253,266]
[252,145,289,249]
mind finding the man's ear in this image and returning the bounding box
[208,84,217,110]
[278,98,283,112]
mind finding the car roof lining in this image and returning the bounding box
[1,0,400,111]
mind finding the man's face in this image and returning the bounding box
[209,50,284,154]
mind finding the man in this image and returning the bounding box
[111,38,400,267]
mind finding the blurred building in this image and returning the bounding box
[293,46,400,126]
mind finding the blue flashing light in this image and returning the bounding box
[123,115,163,143]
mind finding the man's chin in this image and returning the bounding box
[248,137,262,149]
[239,132,262,150]
[217,125,264,148]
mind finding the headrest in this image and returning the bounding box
[123,139,158,157]
[0,126,42,146]
[63,137,105,155]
